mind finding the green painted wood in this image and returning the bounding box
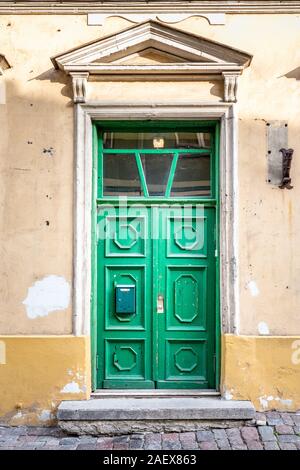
[155,205,216,388]
[135,152,149,197]
[103,148,209,154]
[97,204,154,388]
[94,122,219,390]
[96,120,217,133]
[165,152,179,197]
[91,123,98,391]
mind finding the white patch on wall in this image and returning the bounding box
[291,339,300,365]
[258,322,269,335]
[61,381,82,394]
[0,79,6,104]
[0,341,6,364]
[246,280,259,297]
[22,275,70,319]
[39,410,52,422]
[224,389,234,400]
[259,395,293,410]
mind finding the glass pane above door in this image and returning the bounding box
[140,153,173,196]
[103,132,211,150]
[103,153,143,196]
[100,128,214,199]
[170,153,211,197]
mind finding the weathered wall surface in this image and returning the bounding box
[0,336,90,425]
[1,14,300,335]
[221,334,300,411]
[0,13,300,420]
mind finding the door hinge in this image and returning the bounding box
[96,355,99,370]
[213,354,216,373]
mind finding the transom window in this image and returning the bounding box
[98,127,215,199]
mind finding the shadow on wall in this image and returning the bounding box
[30,68,73,103]
[282,67,300,80]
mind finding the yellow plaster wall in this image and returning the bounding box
[0,14,300,335]
[0,13,300,418]
[222,334,300,411]
[0,336,90,425]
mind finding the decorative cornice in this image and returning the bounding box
[88,13,226,26]
[52,20,251,103]
[1,2,300,15]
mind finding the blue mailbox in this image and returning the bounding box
[115,284,136,314]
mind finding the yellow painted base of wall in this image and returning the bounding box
[1,334,300,425]
[222,334,300,411]
[0,336,90,425]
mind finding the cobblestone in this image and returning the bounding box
[162,433,181,450]
[275,424,294,435]
[246,440,263,450]
[179,432,197,450]
[277,434,300,444]
[216,438,231,450]
[280,413,294,425]
[0,413,299,450]
[199,441,218,450]
[279,443,297,450]
[213,429,227,440]
[196,430,214,442]
[258,425,276,442]
[226,428,244,447]
[264,441,280,450]
[240,426,260,441]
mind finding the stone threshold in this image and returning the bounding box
[58,397,255,435]
[91,389,221,398]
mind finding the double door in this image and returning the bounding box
[96,203,216,389]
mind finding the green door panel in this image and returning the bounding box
[156,206,215,388]
[97,205,154,388]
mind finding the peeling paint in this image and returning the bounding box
[259,395,293,410]
[258,321,269,335]
[39,410,52,422]
[224,389,234,400]
[246,280,259,297]
[22,275,70,319]
[61,381,82,394]
[291,339,300,365]
[0,341,6,364]
[0,79,6,105]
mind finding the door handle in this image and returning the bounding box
[157,294,164,313]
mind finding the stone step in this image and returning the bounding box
[57,397,255,435]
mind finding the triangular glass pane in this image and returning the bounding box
[171,153,211,197]
[103,153,143,196]
[140,153,173,196]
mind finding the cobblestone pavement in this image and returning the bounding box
[0,412,300,450]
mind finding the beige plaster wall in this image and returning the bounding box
[0,14,300,336]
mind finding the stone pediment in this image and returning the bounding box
[51,20,252,103]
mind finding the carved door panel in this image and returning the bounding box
[97,205,154,388]
[155,206,216,388]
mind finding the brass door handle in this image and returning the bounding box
[157,294,164,313]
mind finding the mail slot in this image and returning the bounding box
[115,284,136,314]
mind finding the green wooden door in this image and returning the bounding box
[95,122,219,389]
[155,205,216,388]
